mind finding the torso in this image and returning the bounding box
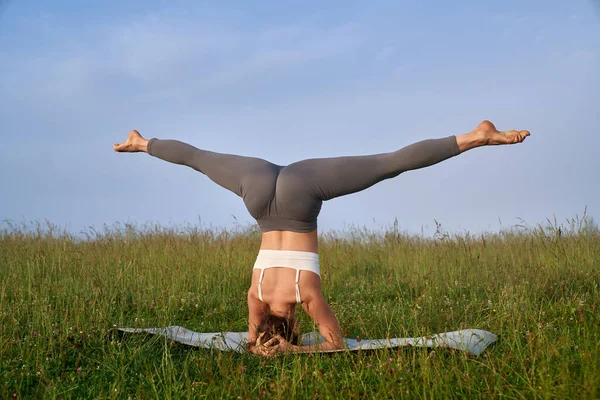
[259,230,319,253]
[248,230,321,315]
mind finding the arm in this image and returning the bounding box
[247,290,290,357]
[247,289,268,344]
[277,293,344,353]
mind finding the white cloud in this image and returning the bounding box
[6,13,366,100]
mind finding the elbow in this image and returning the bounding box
[324,339,345,351]
[332,342,345,351]
[328,333,345,351]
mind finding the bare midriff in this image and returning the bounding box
[259,229,319,253]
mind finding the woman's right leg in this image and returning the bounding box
[114,130,281,201]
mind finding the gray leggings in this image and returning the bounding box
[147,136,460,232]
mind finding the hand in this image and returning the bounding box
[248,334,295,358]
[271,335,292,353]
[248,333,280,358]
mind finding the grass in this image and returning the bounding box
[1,216,599,399]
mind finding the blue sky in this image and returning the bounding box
[1,0,599,236]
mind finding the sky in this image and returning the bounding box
[1,0,599,237]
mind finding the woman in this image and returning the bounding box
[113,120,529,357]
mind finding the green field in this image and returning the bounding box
[1,217,599,399]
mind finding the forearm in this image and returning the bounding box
[288,340,345,353]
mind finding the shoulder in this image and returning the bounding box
[247,287,261,303]
[299,274,323,304]
[301,289,327,312]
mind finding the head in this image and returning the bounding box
[256,313,299,346]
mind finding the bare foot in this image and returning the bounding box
[113,130,149,153]
[474,120,530,146]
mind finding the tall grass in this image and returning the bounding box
[1,216,598,399]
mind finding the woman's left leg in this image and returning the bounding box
[279,120,529,202]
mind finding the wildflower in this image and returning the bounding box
[77,367,82,373]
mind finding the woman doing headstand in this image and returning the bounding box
[113,120,529,357]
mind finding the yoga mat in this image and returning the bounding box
[118,326,497,356]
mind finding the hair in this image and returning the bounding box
[255,313,299,346]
